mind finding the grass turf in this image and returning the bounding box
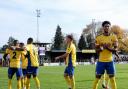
[0,64,128,89]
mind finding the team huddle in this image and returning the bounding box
[2,21,118,89]
[3,38,40,89]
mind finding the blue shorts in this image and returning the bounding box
[8,68,22,79]
[64,66,75,76]
[22,69,27,76]
[96,61,115,75]
[27,66,38,75]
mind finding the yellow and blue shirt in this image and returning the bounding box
[26,44,39,67]
[21,50,28,69]
[5,48,23,68]
[66,42,76,67]
[96,34,118,62]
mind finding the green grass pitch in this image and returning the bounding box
[0,64,128,89]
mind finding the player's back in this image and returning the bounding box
[21,50,28,69]
[26,44,39,67]
[66,42,76,67]
[6,47,23,68]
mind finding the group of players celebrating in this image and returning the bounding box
[3,38,40,89]
[2,20,118,89]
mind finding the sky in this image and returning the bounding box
[0,0,128,46]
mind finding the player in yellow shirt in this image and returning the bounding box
[93,21,118,89]
[25,38,40,89]
[55,35,76,89]
[19,43,28,89]
[3,40,24,89]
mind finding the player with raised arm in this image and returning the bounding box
[55,35,76,89]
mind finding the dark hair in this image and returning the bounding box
[66,35,73,40]
[102,21,111,27]
[13,40,19,46]
[27,37,33,43]
[20,42,24,46]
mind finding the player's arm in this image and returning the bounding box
[8,46,25,51]
[3,48,9,61]
[55,53,69,61]
[104,42,118,53]
[15,47,25,51]
[8,46,14,50]
[105,35,118,53]
[23,50,29,59]
[24,46,29,58]
[25,52,29,58]
[55,45,72,61]
[3,53,8,61]
[95,44,104,53]
[95,37,103,53]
